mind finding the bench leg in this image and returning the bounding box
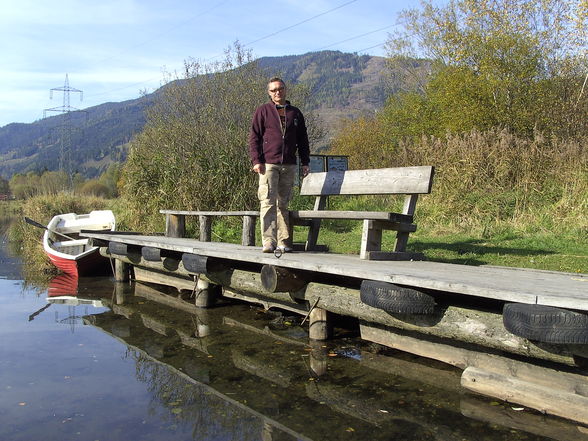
[166,214,186,238]
[361,219,382,259]
[306,219,322,251]
[306,194,327,251]
[199,215,212,242]
[394,231,410,252]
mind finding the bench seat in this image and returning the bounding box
[290,166,434,260]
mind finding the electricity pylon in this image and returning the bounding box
[44,74,86,189]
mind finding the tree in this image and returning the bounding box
[384,0,588,137]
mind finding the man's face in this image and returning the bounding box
[268,81,286,105]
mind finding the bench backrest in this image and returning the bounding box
[300,166,434,196]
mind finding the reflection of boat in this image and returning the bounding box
[43,210,115,276]
[47,296,105,307]
[47,273,79,297]
[46,273,104,307]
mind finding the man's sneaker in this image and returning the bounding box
[262,244,275,253]
[277,245,293,253]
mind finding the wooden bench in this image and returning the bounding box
[160,210,259,246]
[289,166,434,260]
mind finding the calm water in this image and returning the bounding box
[0,234,582,440]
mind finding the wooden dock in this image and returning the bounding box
[83,232,588,310]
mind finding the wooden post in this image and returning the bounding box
[309,307,330,340]
[199,215,212,242]
[165,214,185,238]
[194,277,216,308]
[114,281,127,304]
[308,340,328,376]
[114,259,130,283]
[242,215,256,246]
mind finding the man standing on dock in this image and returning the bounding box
[249,77,310,253]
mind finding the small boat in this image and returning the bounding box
[43,210,116,277]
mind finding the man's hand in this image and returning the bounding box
[252,163,265,174]
[301,165,310,177]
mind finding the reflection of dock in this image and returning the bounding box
[88,285,588,440]
[82,231,588,425]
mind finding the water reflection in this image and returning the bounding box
[0,215,22,280]
[81,281,584,441]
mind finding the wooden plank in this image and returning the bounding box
[300,166,434,196]
[290,210,413,223]
[85,233,588,310]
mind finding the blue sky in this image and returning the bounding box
[0,0,424,127]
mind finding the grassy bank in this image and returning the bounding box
[0,200,22,216]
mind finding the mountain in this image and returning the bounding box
[0,51,426,180]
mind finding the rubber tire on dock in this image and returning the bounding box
[360,280,436,314]
[503,303,588,344]
[108,241,128,256]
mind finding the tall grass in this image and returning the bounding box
[335,129,587,235]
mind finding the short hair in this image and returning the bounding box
[268,77,285,87]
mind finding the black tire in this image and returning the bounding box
[108,241,128,256]
[360,280,436,314]
[141,246,161,262]
[182,253,209,274]
[503,303,588,344]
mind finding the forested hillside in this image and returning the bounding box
[0,51,426,180]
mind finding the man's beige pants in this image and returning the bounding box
[258,163,297,247]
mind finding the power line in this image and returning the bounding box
[96,0,229,67]
[355,41,387,54]
[243,0,359,48]
[315,24,395,51]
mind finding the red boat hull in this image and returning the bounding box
[46,249,110,277]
